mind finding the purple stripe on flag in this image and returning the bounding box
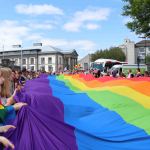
[4,76,77,150]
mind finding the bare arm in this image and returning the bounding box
[0,136,14,149]
[0,125,16,133]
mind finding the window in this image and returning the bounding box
[14,59,19,65]
[22,59,26,65]
[41,57,45,64]
[30,58,35,65]
[30,66,34,71]
[40,66,45,71]
[22,66,26,70]
[48,57,52,64]
[139,48,145,53]
[138,54,145,59]
[48,65,53,71]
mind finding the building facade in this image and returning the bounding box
[135,40,150,64]
[0,45,78,72]
[119,39,135,64]
[78,54,91,70]
[119,39,150,64]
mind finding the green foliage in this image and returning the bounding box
[122,0,150,37]
[91,47,126,62]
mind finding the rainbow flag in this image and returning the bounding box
[48,74,150,150]
[4,74,150,150]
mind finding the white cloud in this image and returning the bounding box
[0,20,29,36]
[0,20,48,49]
[63,22,81,32]
[0,19,96,58]
[75,8,110,22]
[25,35,42,41]
[85,24,100,30]
[0,19,57,48]
[0,20,30,48]
[29,23,54,30]
[41,38,97,57]
[15,4,64,16]
[63,8,110,32]
[42,39,96,50]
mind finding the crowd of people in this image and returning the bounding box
[63,67,150,79]
[92,68,150,78]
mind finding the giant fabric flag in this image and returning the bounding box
[3,74,150,150]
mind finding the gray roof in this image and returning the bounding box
[135,40,150,47]
[41,45,63,52]
[0,45,78,56]
[63,49,76,54]
[0,47,41,53]
[0,45,62,52]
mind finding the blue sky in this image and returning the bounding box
[0,0,140,58]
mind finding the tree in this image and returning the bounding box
[122,0,150,37]
[91,47,126,62]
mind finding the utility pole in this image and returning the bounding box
[12,44,22,70]
[2,44,4,59]
[21,46,23,71]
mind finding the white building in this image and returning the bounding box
[78,54,91,70]
[119,39,135,64]
[135,40,150,64]
[120,39,150,64]
[0,44,78,72]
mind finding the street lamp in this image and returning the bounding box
[21,46,23,71]
[2,44,4,59]
[12,44,22,70]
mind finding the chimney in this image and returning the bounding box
[12,44,21,48]
[33,43,42,46]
